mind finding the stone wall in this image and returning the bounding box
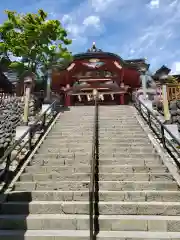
[0,95,41,155]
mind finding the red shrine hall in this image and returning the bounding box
[51,43,147,106]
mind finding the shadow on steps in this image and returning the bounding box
[0,191,32,240]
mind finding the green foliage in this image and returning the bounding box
[9,61,28,76]
[0,9,72,77]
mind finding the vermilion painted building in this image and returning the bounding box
[51,43,149,105]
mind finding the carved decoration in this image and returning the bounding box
[82,61,105,68]
[67,63,75,71]
[114,61,122,69]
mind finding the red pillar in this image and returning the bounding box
[120,93,125,105]
[65,93,71,107]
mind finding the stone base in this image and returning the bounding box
[15,126,30,141]
[41,104,51,115]
[164,124,180,141]
[138,95,153,112]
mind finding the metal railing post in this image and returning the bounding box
[147,111,151,128]
[161,125,166,148]
[89,89,99,240]
[29,127,33,151]
[42,112,46,130]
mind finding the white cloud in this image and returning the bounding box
[148,0,160,9]
[61,12,103,50]
[66,24,82,37]
[83,15,101,29]
[9,0,180,70]
[58,0,180,71]
[170,62,180,75]
[62,14,72,24]
[91,0,116,12]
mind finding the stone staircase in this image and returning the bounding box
[0,105,180,239]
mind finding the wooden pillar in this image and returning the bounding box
[141,73,147,100]
[162,84,171,121]
[65,93,71,107]
[64,84,71,107]
[23,86,31,126]
[120,93,125,105]
[46,69,52,102]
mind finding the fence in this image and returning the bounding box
[135,96,180,167]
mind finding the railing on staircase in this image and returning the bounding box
[89,90,99,240]
[0,101,59,191]
[135,97,180,167]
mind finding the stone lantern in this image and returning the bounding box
[158,69,171,123]
[138,61,150,100]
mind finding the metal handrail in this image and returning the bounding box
[135,96,180,164]
[89,92,99,240]
[0,100,58,187]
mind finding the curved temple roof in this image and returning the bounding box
[73,42,125,63]
[72,42,148,70]
[54,42,149,72]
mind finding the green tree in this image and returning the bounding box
[0,9,72,77]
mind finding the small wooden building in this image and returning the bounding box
[0,68,14,93]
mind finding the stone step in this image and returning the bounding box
[48,131,145,136]
[100,146,155,152]
[100,131,145,134]
[30,158,163,166]
[100,114,137,116]
[13,181,179,191]
[37,146,92,153]
[2,201,180,215]
[100,135,147,138]
[45,136,93,141]
[99,124,142,127]
[99,130,145,133]
[25,165,168,174]
[33,152,158,160]
[53,122,91,125]
[48,133,93,137]
[1,229,180,239]
[99,138,151,142]
[51,125,93,128]
[37,146,155,154]
[7,190,180,202]
[54,119,94,122]
[48,132,93,136]
[33,152,91,159]
[51,126,93,130]
[45,136,149,143]
[2,214,180,231]
[47,134,146,139]
[99,121,141,124]
[39,144,154,151]
[99,153,159,158]
[54,122,94,125]
[41,142,152,148]
[20,173,174,182]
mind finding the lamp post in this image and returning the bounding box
[45,68,52,103]
[138,62,150,100]
[159,72,171,123]
[23,76,32,126]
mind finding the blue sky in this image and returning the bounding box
[0,0,180,74]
